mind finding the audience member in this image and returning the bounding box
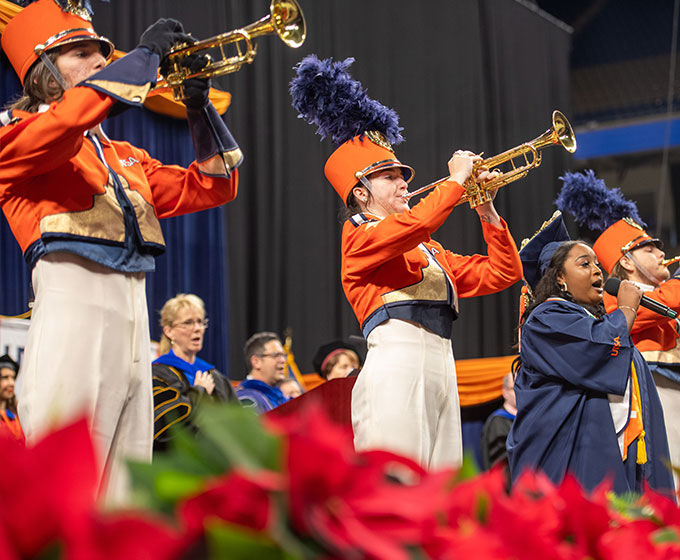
[236,332,289,413]
[312,340,361,380]
[152,294,237,451]
[0,0,241,503]
[506,214,673,494]
[279,378,303,400]
[480,370,516,470]
[0,355,24,443]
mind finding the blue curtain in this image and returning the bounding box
[0,54,231,376]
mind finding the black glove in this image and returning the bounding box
[138,18,192,59]
[181,53,211,109]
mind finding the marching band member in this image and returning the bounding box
[290,56,521,469]
[558,170,680,490]
[0,0,242,503]
[507,213,673,494]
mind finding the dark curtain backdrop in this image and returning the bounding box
[1,0,573,379]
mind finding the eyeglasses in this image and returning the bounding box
[258,352,287,360]
[172,318,209,330]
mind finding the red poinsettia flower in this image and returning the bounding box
[422,522,509,560]
[441,465,507,526]
[179,469,283,538]
[0,418,98,557]
[270,402,454,560]
[597,520,671,560]
[482,470,580,560]
[65,513,186,560]
[551,474,612,557]
[641,486,680,527]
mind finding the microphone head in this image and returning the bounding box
[604,276,621,296]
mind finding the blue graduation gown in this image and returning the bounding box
[507,298,674,494]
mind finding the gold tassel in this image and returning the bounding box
[637,429,647,464]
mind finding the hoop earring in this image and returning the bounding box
[559,281,568,292]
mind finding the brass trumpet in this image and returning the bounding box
[156,0,306,100]
[662,256,680,267]
[403,110,577,208]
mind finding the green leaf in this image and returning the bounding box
[127,402,283,512]
[455,451,480,482]
[206,522,290,560]
[651,527,680,544]
[194,402,282,473]
[607,491,647,519]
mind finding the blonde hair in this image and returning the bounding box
[159,293,206,354]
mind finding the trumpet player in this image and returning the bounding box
[291,56,522,470]
[0,0,242,504]
[558,170,680,490]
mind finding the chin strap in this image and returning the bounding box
[39,52,69,92]
[358,175,398,217]
[623,251,662,286]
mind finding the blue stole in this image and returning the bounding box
[238,378,288,408]
[153,349,215,386]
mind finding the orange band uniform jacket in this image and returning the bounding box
[0,51,240,269]
[604,278,680,383]
[342,180,522,338]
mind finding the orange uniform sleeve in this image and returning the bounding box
[442,217,522,298]
[0,88,114,191]
[342,180,465,277]
[121,144,239,218]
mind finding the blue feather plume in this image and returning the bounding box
[290,55,404,146]
[556,169,645,231]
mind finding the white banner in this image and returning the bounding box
[0,317,159,365]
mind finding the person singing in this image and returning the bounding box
[557,169,680,490]
[291,55,522,469]
[507,213,673,494]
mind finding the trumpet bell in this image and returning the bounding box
[157,0,306,100]
[266,0,306,48]
[532,110,577,153]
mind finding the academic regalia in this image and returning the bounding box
[507,298,674,494]
[481,408,515,470]
[236,379,288,414]
[0,410,24,443]
[152,350,237,450]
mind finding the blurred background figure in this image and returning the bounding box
[278,378,303,400]
[236,332,289,414]
[152,294,236,451]
[312,340,362,381]
[481,369,517,471]
[0,354,23,443]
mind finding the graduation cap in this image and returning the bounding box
[312,339,362,378]
[556,170,661,273]
[519,210,571,294]
[0,354,19,374]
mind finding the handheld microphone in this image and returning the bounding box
[603,277,678,319]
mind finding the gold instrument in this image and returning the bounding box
[662,256,680,267]
[156,0,306,100]
[403,110,577,208]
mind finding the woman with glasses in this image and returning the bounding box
[152,293,236,451]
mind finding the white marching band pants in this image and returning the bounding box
[16,253,153,505]
[351,318,463,470]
